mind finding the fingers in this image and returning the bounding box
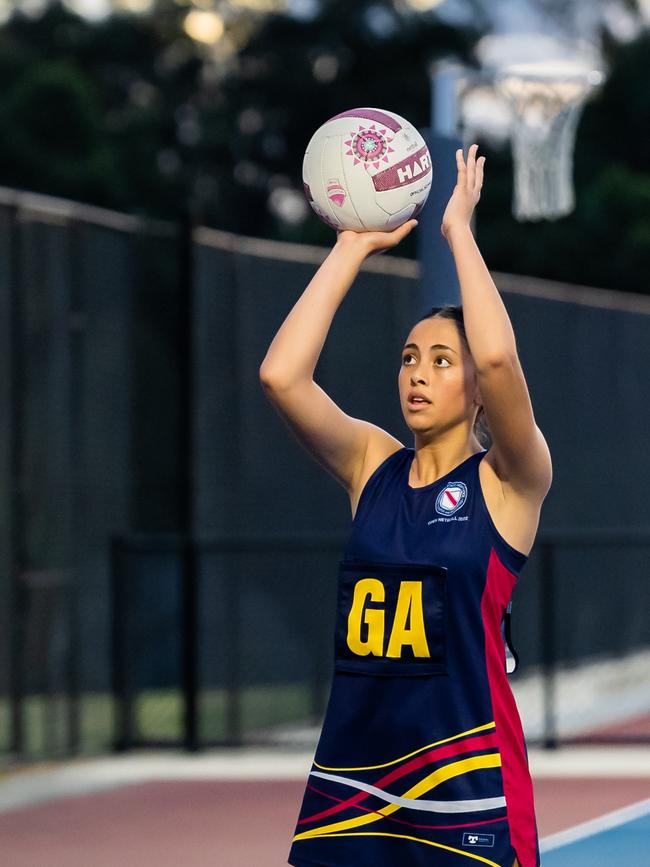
[402,218,419,239]
[467,143,478,188]
[456,148,466,183]
[457,144,485,192]
[360,219,417,255]
[380,218,418,250]
[393,218,418,239]
[385,219,417,247]
[476,154,485,190]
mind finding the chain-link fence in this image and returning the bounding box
[1,186,650,762]
[108,529,650,752]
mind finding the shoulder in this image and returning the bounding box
[480,445,549,507]
[349,427,405,519]
[477,446,546,558]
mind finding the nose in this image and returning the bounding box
[410,363,427,385]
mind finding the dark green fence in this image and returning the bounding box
[1,186,650,762]
[108,529,650,753]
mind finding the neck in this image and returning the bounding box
[409,434,483,487]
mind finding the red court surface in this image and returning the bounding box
[578,710,650,740]
[0,774,649,866]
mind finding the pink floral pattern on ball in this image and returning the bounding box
[345,124,395,171]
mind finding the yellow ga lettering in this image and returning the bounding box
[346,578,431,659]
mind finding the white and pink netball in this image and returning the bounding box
[302,107,433,232]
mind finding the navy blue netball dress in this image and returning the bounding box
[287,446,541,867]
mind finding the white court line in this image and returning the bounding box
[0,750,315,813]
[1,747,648,814]
[539,796,650,852]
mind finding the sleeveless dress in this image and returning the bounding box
[287,447,541,867]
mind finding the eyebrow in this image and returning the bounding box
[402,343,458,355]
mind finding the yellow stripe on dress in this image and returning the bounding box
[312,720,497,772]
[293,752,502,839]
[294,831,503,866]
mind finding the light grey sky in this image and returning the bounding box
[435,0,647,43]
[2,0,648,38]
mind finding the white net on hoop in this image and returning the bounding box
[495,63,603,221]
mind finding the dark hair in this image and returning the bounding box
[414,304,491,448]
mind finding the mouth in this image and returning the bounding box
[407,397,431,411]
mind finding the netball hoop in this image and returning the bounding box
[494,62,604,221]
[432,33,608,222]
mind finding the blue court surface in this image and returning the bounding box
[540,796,650,866]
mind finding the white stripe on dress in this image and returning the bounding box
[310,770,507,813]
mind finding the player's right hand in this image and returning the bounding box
[336,219,418,258]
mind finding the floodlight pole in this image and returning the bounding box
[417,61,465,312]
[432,63,461,137]
[178,142,202,754]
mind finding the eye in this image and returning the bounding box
[402,353,416,365]
[434,356,451,367]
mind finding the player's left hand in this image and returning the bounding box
[441,143,485,242]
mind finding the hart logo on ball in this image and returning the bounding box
[303,106,433,232]
[397,152,430,183]
[373,146,431,192]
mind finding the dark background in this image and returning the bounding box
[0,0,648,292]
[0,0,649,757]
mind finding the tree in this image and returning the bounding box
[0,0,647,293]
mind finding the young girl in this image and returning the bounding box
[260,144,551,867]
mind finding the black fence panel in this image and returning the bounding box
[1,189,650,761]
[109,530,650,752]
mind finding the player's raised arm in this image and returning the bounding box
[259,221,417,494]
[441,143,552,499]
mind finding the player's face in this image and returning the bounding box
[398,317,479,437]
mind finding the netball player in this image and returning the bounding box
[260,143,551,867]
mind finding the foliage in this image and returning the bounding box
[0,1,647,293]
